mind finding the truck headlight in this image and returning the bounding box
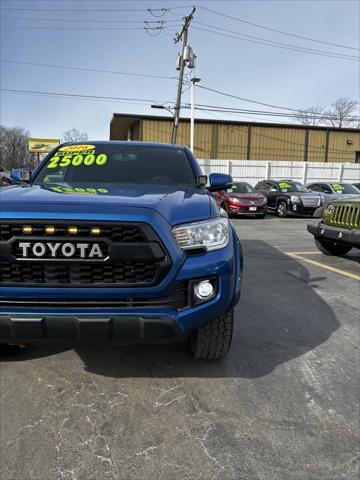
[172,217,229,251]
[290,195,301,204]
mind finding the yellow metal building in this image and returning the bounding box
[110,114,360,163]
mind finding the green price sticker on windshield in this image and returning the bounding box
[279,183,291,189]
[46,153,108,169]
[332,183,345,191]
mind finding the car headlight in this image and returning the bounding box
[172,217,229,251]
[228,196,241,203]
[290,195,301,203]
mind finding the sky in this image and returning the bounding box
[0,0,359,140]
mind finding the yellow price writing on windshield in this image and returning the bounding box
[47,153,108,169]
[50,186,109,194]
[59,144,95,152]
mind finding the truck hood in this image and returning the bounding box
[0,184,215,226]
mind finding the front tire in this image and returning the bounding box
[277,201,288,217]
[190,310,234,360]
[315,238,352,256]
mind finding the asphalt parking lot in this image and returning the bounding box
[0,216,359,480]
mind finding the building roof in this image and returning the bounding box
[111,112,360,133]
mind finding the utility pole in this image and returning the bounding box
[172,7,196,144]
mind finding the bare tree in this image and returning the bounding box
[62,128,88,142]
[323,97,359,128]
[294,106,325,126]
[0,125,33,170]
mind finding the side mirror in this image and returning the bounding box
[197,175,208,187]
[208,173,233,192]
[10,168,31,183]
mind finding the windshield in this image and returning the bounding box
[331,183,359,194]
[277,181,310,193]
[228,182,254,193]
[33,143,196,187]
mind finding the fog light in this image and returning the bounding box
[194,280,214,300]
[292,205,297,210]
[320,228,325,235]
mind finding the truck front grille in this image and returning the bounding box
[238,198,265,205]
[0,221,171,287]
[0,261,159,286]
[329,204,360,228]
[0,223,145,242]
[302,197,320,207]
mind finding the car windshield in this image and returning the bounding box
[33,143,196,187]
[228,182,254,193]
[277,181,309,193]
[331,183,359,194]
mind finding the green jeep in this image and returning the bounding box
[307,197,360,256]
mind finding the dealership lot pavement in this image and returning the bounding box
[1,217,359,480]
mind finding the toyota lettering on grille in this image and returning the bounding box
[16,241,107,261]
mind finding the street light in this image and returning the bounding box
[190,77,201,153]
[151,104,175,118]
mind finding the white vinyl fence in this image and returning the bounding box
[198,160,360,186]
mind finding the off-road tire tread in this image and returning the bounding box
[191,310,234,360]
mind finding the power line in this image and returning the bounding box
[1,88,354,153]
[193,22,358,60]
[193,84,302,113]
[193,26,359,61]
[0,5,193,13]
[185,104,360,121]
[197,5,359,51]
[1,25,171,31]
[0,88,159,104]
[1,59,176,80]
[0,16,181,24]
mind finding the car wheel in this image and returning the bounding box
[314,238,352,256]
[190,310,234,360]
[277,201,288,217]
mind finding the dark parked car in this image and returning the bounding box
[254,179,322,217]
[307,182,360,202]
[213,181,267,218]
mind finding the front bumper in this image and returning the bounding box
[228,204,267,215]
[0,314,184,343]
[0,226,242,343]
[307,221,360,248]
[289,203,319,216]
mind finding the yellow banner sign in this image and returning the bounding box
[29,138,60,153]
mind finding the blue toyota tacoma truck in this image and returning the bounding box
[0,142,242,359]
